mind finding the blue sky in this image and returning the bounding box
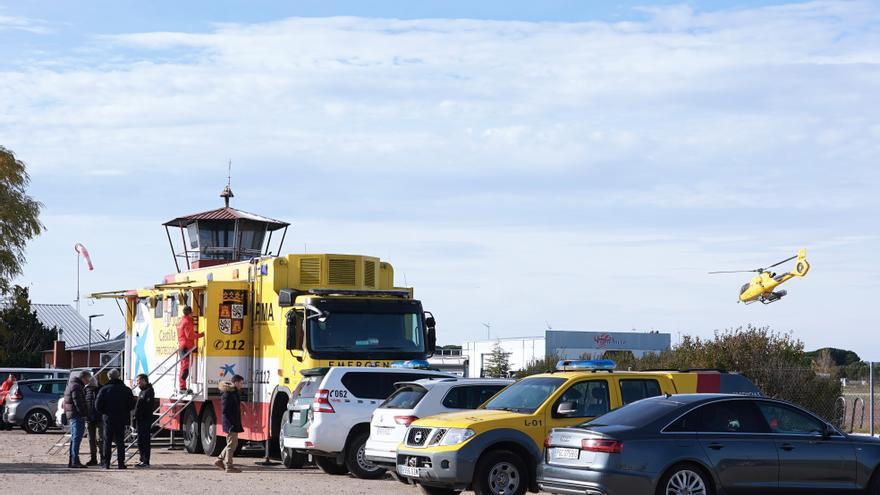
[2,1,879,356]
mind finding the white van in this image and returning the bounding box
[281,363,454,478]
[364,377,512,469]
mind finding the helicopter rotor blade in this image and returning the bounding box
[708,269,762,275]
[766,254,797,269]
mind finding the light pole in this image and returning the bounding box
[88,314,103,367]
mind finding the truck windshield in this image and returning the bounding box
[483,377,566,414]
[306,299,427,359]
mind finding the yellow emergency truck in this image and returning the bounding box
[94,189,437,459]
[396,360,759,495]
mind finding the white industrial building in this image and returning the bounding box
[463,330,671,377]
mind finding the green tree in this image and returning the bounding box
[0,286,57,367]
[0,147,43,293]
[483,341,511,378]
[516,354,561,378]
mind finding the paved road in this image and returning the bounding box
[0,429,421,495]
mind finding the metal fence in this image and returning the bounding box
[754,363,877,435]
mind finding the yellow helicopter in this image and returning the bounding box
[709,249,810,304]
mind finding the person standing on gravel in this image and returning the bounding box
[134,374,155,468]
[213,374,244,473]
[63,370,92,468]
[96,368,135,469]
[84,375,103,466]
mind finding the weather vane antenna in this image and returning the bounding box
[221,159,234,207]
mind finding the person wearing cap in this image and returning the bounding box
[177,306,204,393]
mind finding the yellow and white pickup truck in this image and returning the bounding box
[396,360,759,495]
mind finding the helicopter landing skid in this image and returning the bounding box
[759,290,788,304]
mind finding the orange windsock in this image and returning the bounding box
[74,243,94,271]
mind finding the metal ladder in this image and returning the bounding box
[122,347,201,464]
[47,350,124,456]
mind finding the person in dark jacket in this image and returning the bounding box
[95,368,135,469]
[213,374,244,473]
[133,374,155,468]
[63,370,92,468]
[84,375,103,466]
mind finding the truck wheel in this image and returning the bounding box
[200,404,226,457]
[473,449,528,495]
[182,405,203,454]
[281,447,306,469]
[345,431,387,479]
[23,409,51,434]
[418,485,461,495]
[314,455,349,475]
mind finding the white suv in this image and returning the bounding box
[281,364,454,478]
[364,377,512,469]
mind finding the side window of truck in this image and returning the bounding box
[619,379,662,405]
[553,380,610,418]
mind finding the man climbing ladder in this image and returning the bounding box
[177,306,204,393]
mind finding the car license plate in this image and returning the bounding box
[554,447,580,460]
[398,465,420,478]
[375,426,394,436]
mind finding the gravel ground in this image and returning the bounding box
[0,429,425,495]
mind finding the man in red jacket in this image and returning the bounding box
[177,306,204,392]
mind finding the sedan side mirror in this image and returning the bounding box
[556,400,578,417]
[822,423,836,439]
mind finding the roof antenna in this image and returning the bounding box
[221,159,234,207]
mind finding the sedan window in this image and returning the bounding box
[667,400,769,433]
[756,402,826,435]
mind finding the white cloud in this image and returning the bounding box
[0,13,51,34]
[3,1,880,355]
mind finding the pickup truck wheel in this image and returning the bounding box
[345,431,387,479]
[24,409,51,434]
[418,485,461,495]
[473,449,528,495]
[315,455,349,475]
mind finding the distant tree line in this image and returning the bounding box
[516,325,843,422]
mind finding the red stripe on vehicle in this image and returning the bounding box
[697,373,720,393]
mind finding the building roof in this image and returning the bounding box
[163,206,289,230]
[67,334,124,352]
[32,304,110,348]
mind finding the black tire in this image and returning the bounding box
[868,469,880,495]
[418,485,461,495]
[472,449,528,495]
[23,409,51,434]
[281,446,307,469]
[656,462,714,495]
[344,431,387,479]
[200,404,226,457]
[314,455,349,475]
[182,405,203,454]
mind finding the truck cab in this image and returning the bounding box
[396,360,760,495]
